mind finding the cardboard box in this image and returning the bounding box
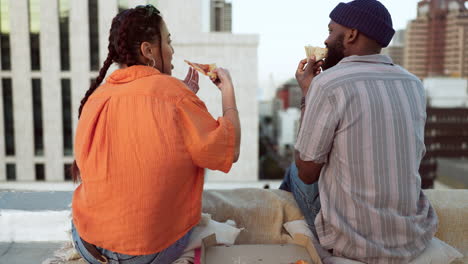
[201,233,323,264]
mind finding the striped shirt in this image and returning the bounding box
[295,55,438,263]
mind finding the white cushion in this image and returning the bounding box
[409,238,463,264]
[284,220,463,264]
[184,213,241,252]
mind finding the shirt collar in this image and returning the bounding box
[107,65,161,84]
[337,54,394,66]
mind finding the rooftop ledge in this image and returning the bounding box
[0,181,282,192]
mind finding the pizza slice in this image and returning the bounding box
[304,46,328,61]
[184,60,218,80]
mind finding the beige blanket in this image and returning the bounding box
[50,188,467,264]
[425,190,468,264]
[202,188,304,244]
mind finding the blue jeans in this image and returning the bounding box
[72,222,192,264]
[279,163,321,238]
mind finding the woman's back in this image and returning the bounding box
[73,65,235,255]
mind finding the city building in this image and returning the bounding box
[0,0,259,182]
[424,77,468,107]
[275,78,302,110]
[259,99,282,143]
[382,29,405,66]
[405,0,468,79]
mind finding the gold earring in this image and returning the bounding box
[147,58,156,68]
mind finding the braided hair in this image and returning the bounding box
[72,5,163,182]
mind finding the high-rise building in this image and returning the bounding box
[275,79,302,110]
[405,0,468,79]
[0,0,259,182]
[210,0,232,32]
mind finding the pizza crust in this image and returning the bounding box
[304,46,328,61]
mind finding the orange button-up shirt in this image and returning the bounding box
[72,65,235,255]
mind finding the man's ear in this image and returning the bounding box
[140,42,153,61]
[346,28,359,44]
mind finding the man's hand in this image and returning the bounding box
[295,56,323,96]
[182,67,200,94]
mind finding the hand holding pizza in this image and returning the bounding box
[296,56,323,96]
[211,67,233,92]
[184,60,233,93]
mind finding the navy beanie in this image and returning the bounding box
[329,0,395,47]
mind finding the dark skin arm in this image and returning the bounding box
[295,150,324,184]
[294,56,325,185]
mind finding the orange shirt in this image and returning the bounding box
[72,65,235,255]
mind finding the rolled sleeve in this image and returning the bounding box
[295,85,338,163]
[177,96,235,173]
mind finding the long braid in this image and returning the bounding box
[78,56,113,118]
[116,16,139,67]
[78,32,118,118]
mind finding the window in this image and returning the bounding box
[29,0,41,70]
[223,3,232,32]
[0,0,11,70]
[88,0,99,71]
[6,163,15,181]
[32,79,44,156]
[35,163,45,181]
[211,0,232,32]
[214,7,222,32]
[61,79,73,156]
[2,78,14,156]
[64,163,72,181]
[58,0,70,71]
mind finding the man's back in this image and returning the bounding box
[296,54,438,263]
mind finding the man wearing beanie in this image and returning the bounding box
[280,0,438,262]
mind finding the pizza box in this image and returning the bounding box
[200,233,323,264]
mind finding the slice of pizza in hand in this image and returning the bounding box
[184,60,218,80]
[304,45,328,61]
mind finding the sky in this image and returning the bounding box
[231,0,420,99]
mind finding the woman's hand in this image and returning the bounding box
[210,67,240,162]
[182,67,200,94]
[211,68,233,92]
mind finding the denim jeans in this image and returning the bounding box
[279,162,321,238]
[71,222,192,264]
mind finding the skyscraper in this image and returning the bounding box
[405,0,468,79]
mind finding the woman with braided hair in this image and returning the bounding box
[70,5,240,264]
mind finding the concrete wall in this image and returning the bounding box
[9,0,35,181]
